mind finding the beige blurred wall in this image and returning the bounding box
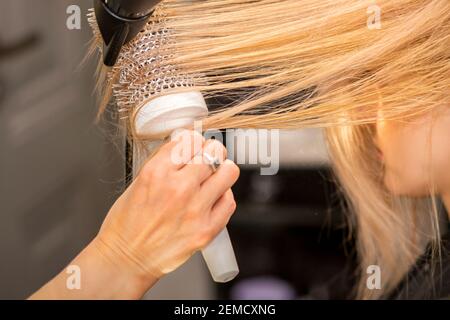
[0,0,123,299]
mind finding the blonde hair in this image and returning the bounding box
[90,0,450,298]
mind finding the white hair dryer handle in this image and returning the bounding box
[201,228,239,283]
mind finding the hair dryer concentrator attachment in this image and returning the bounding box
[93,0,164,66]
[133,91,240,283]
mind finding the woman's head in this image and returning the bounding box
[325,113,448,299]
[376,106,450,197]
[91,0,450,298]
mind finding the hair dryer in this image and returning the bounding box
[94,0,164,66]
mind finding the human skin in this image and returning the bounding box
[29,130,240,299]
[375,105,450,217]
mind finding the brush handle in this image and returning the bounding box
[201,228,239,283]
[134,91,239,283]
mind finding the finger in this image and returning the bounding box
[200,159,240,209]
[181,139,228,184]
[150,129,205,171]
[208,189,236,234]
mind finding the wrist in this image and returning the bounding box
[85,238,158,299]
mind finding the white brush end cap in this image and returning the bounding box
[135,91,208,136]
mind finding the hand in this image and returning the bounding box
[92,130,240,290]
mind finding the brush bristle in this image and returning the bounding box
[87,5,198,121]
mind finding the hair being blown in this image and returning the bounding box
[89,0,450,299]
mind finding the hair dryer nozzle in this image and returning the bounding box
[93,0,163,66]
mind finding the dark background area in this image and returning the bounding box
[217,168,355,300]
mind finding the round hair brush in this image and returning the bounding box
[88,4,239,283]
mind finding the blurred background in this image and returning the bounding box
[0,0,354,299]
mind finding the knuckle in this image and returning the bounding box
[225,161,240,181]
[225,189,234,201]
[170,128,191,141]
[205,139,227,159]
[194,230,214,249]
[208,210,228,231]
[139,162,157,182]
[185,203,202,220]
[174,129,204,145]
[228,199,237,213]
[172,180,193,199]
[192,130,206,144]
[187,131,204,146]
[154,169,168,181]
[216,198,236,223]
[233,164,240,179]
[171,129,199,142]
[176,131,205,163]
